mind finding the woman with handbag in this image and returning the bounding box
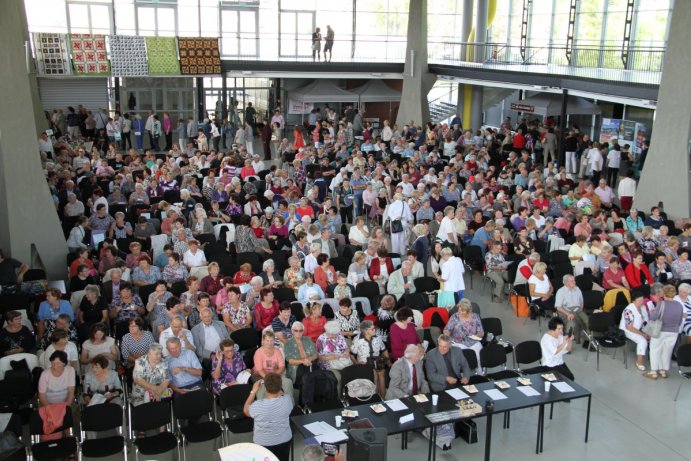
[644,284,683,379]
[350,320,389,398]
[284,321,318,385]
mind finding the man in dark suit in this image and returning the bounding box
[425,334,472,392]
[101,267,123,303]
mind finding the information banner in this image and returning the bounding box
[288,100,314,115]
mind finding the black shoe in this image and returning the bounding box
[582,340,590,349]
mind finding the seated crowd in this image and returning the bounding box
[0,110,687,460]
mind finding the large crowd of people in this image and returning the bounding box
[0,103,688,460]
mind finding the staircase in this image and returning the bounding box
[429,100,458,124]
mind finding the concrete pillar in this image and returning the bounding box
[633,0,691,219]
[470,0,489,130]
[395,0,437,128]
[0,0,68,279]
[459,0,474,62]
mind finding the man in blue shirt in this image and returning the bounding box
[469,220,496,255]
[166,337,203,394]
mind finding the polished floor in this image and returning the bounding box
[214,271,691,461]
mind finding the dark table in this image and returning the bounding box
[423,372,592,461]
[291,398,431,456]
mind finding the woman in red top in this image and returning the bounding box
[253,288,279,331]
[532,192,549,212]
[389,308,421,361]
[250,216,265,238]
[293,125,305,151]
[624,253,653,297]
[199,262,224,299]
[232,263,255,286]
[313,254,337,292]
[295,197,315,220]
[302,302,327,343]
[69,248,96,278]
[368,248,395,291]
[239,159,256,180]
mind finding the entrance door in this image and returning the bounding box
[280,11,315,58]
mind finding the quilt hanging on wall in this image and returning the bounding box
[109,35,148,77]
[177,37,221,75]
[145,36,180,75]
[34,33,72,75]
[70,34,110,75]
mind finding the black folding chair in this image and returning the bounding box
[340,364,382,406]
[586,312,627,371]
[481,317,515,367]
[514,340,547,375]
[462,245,484,288]
[414,276,440,293]
[480,343,520,381]
[230,328,260,352]
[236,252,263,275]
[273,286,297,303]
[172,390,224,461]
[80,403,128,460]
[219,384,254,444]
[29,407,78,461]
[674,344,691,401]
[129,401,179,461]
[461,348,490,385]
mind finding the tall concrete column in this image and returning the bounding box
[633,0,691,219]
[395,0,437,128]
[470,0,489,130]
[458,0,474,121]
[0,0,68,279]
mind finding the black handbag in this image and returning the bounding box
[389,200,406,234]
[365,338,387,370]
[455,419,478,444]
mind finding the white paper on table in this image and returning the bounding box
[304,421,338,436]
[483,389,508,400]
[385,399,409,411]
[445,388,470,400]
[553,382,576,393]
[315,430,349,444]
[516,386,540,397]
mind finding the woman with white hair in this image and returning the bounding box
[190,207,213,236]
[303,242,322,274]
[316,320,351,385]
[386,192,414,255]
[284,320,318,384]
[259,259,283,289]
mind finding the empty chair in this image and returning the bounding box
[514,340,547,375]
[29,407,78,461]
[674,344,691,401]
[272,286,296,303]
[80,403,128,460]
[219,384,254,444]
[230,328,260,352]
[462,246,484,288]
[129,401,179,461]
[170,280,188,297]
[480,343,520,381]
[586,312,627,371]
[173,390,224,461]
[461,348,490,384]
[204,242,227,258]
[414,276,440,293]
[582,290,605,314]
[481,317,515,367]
[550,250,570,265]
[196,233,216,246]
[354,281,380,306]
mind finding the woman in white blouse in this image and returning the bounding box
[528,262,555,316]
[540,317,574,380]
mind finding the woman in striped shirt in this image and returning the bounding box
[244,372,293,461]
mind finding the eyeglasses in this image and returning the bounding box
[292,329,304,332]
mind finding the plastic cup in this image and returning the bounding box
[432,394,439,406]
[335,416,342,427]
[544,381,551,392]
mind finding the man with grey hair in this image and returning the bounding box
[554,274,588,344]
[514,252,540,286]
[386,343,429,399]
[424,334,471,392]
[165,336,203,394]
[190,307,229,362]
[387,260,416,303]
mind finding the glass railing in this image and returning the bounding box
[426,42,664,86]
[215,34,664,85]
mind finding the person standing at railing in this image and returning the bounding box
[324,25,334,62]
[312,27,322,62]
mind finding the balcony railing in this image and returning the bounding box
[219,34,663,85]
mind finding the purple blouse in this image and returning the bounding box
[210,351,247,395]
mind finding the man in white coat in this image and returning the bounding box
[386,193,414,255]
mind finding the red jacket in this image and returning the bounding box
[368,257,395,280]
[624,262,653,288]
[314,265,337,291]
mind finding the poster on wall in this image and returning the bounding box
[599,118,621,144]
[634,123,648,154]
[619,120,636,145]
[288,100,314,115]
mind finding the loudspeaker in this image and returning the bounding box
[347,428,387,460]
